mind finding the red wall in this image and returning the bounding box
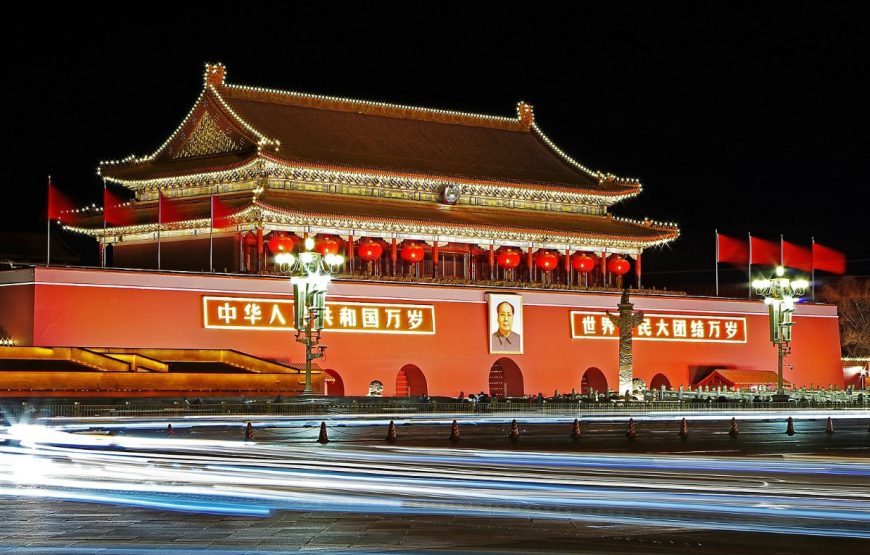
[0,269,35,345]
[1,267,844,396]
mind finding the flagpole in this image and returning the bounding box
[102,179,107,268]
[46,176,51,267]
[157,191,162,270]
[747,232,752,299]
[811,236,816,301]
[779,233,785,266]
[714,229,719,297]
[209,192,214,272]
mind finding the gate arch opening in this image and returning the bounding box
[396,364,428,397]
[649,373,671,391]
[323,369,345,397]
[581,367,608,395]
[489,358,524,398]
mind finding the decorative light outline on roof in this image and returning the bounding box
[66,199,677,252]
[531,123,642,189]
[98,64,279,173]
[98,85,211,171]
[103,154,641,206]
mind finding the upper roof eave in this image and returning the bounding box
[97,64,644,197]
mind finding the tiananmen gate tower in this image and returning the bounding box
[0,64,843,397]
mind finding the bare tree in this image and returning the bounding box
[819,277,870,357]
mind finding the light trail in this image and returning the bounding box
[0,424,868,539]
[29,409,870,433]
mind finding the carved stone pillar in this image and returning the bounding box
[607,290,645,395]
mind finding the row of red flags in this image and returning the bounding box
[717,232,846,274]
[48,180,235,228]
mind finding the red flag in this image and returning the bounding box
[750,236,779,266]
[782,240,812,272]
[812,242,846,274]
[211,195,235,229]
[47,179,75,221]
[716,233,748,265]
[104,187,135,226]
[158,191,185,224]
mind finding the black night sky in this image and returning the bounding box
[5,3,868,289]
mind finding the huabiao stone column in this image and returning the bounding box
[607,289,645,396]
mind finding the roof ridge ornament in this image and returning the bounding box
[517,102,534,129]
[205,63,226,87]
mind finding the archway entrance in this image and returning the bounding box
[396,364,428,397]
[649,373,671,391]
[323,369,345,396]
[489,358,524,398]
[580,367,608,395]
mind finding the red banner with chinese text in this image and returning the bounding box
[570,311,747,343]
[203,296,435,334]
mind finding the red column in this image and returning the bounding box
[635,252,642,289]
[488,244,495,280]
[564,248,570,285]
[390,238,398,276]
[256,227,264,273]
[347,235,354,273]
[601,250,607,287]
[527,247,534,282]
[432,242,439,277]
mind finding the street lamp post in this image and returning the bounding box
[752,267,809,402]
[275,237,344,396]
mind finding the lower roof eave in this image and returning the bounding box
[64,216,678,255]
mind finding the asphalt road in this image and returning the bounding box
[0,416,867,553]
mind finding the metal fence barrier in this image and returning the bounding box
[3,399,868,420]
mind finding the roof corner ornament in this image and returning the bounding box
[517,101,535,128]
[205,63,226,88]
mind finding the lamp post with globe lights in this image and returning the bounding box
[275,237,344,396]
[752,267,809,401]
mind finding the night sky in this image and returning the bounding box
[6,3,868,289]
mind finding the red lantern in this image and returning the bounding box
[314,237,340,256]
[357,240,383,261]
[267,233,294,254]
[401,243,425,263]
[244,231,257,247]
[497,249,520,269]
[572,253,595,273]
[535,251,559,271]
[607,256,630,275]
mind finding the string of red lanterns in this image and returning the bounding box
[260,234,632,279]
